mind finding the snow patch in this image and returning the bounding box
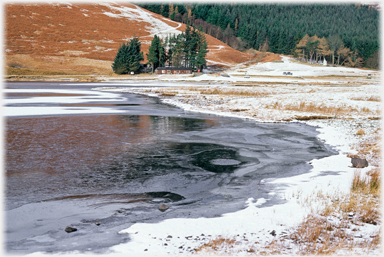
[100,3,182,39]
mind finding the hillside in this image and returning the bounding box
[4,2,270,76]
[140,3,380,69]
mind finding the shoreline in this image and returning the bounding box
[95,80,380,255]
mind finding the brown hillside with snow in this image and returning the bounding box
[5,2,252,75]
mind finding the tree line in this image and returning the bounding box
[138,3,379,69]
[295,34,361,67]
[147,25,208,72]
[112,25,208,74]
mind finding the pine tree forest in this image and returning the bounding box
[138,2,380,69]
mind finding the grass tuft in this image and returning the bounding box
[195,236,237,252]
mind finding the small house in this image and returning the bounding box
[156,67,193,75]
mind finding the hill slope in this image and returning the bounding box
[5,2,264,75]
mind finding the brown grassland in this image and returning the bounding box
[4,3,251,76]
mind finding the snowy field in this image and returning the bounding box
[94,57,381,255]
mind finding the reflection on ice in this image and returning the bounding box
[4,106,126,117]
[4,88,127,117]
[210,159,241,166]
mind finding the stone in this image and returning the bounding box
[65,226,77,233]
[351,158,368,168]
[158,204,169,212]
[95,222,100,226]
[270,230,276,236]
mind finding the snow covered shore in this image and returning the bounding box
[94,57,381,255]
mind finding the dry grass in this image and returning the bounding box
[352,129,381,167]
[285,213,379,255]
[153,90,178,97]
[352,169,381,197]
[266,101,378,117]
[5,54,114,76]
[180,86,269,97]
[283,128,381,254]
[351,96,381,102]
[230,108,250,112]
[266,168,381,255]
[232,81,298,85]
[356,129,366,136]
[6,67,79,76]
[195,236,238,253]
[193,167,381,255]
[295,115,334,120]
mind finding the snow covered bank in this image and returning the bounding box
[105,117,379,256]
[97,57,381,255]
[101,124,377,255]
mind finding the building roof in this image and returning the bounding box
[156,67,193,70]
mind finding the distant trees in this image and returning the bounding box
[111,25,208,74]
[146,25,208,72]
[139,3,379,69]
[111,37,144,74]
[181,25,208,70]
[294,34,365,67]
[164,25,208,70]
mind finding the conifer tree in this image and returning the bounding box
[111,37,144,74]
[183,25,192,67]
[147,35,167,72]
[195,38,208,71]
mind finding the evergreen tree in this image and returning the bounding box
[161,4,169,17]
[162,26,208,70]
[183,25,192,67]
[147,35,167,72]
[195,39,208,70]
[111,37,144,74]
